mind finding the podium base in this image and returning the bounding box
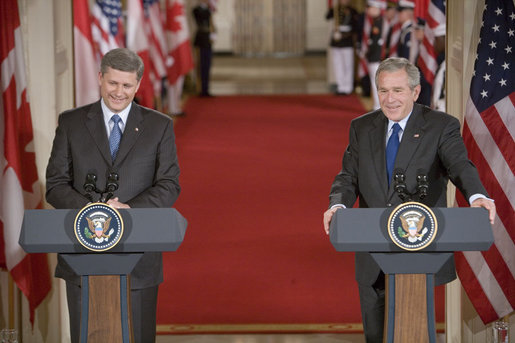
[384,274,436,343]
[80,275,133,343]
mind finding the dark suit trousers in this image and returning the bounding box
[358,272,385,343]
[66,281,158,343]
[197,46,212,95]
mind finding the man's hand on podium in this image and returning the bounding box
[323,205,345,235]
[471,198,496,225]
[107,197,131,209]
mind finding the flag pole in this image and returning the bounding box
[8,273,15,328]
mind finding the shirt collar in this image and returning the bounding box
[100,98,132,126]
[387,110,412,132]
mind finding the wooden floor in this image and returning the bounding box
[156,333,366,343]
[194,53,372,111]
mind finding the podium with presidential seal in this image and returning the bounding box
[20,203,187,343]
[329,202,493,343]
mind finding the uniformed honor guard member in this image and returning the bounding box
[361,0,387,109]
[396,0,417,63]
[326,0,360,95]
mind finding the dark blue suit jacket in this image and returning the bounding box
[46,100,181,289]
[329,103,487,286]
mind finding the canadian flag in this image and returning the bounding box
[127,0,155,108]
[74,0,100,107]
[0,0,51,324]
[165,0,194,113]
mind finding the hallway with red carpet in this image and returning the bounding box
[156,94,446,337]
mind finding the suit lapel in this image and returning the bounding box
[114,103,144,166]
[369,112,389,199]
[85,101,112,165]
[387,104,426,199]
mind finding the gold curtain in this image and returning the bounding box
[233,0,306,56]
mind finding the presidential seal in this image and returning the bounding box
[387,202,437,251]
[74,202,124,252]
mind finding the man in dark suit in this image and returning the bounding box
[193,0,214,97]
[46,48,180,342]
[323,57,495,342]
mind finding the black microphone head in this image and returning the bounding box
[417,175,428,182]
[84,173,97,192]
[393,169,405,183]
[106,172,119,192]
[416,171,429,199]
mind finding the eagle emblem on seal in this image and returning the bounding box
[84,212,115,243]
[399,210,428,243]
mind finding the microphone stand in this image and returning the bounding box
[394,171,411,202]
[393,171,430,203]
[417,174,429,200]
[83,173,98,203]
[100,172,119,203]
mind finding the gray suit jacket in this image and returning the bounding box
[46,100,181,289]
[329,103,487,286]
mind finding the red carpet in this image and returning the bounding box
[156,94,445,333]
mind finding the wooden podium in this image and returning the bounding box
[20,208,187,343]
[329,207,493,343]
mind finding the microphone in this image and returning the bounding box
[417,172,429,200]
[106,172,119,193]
[102,172,119,203]
[393,169,410,202]
[83,173,97,202]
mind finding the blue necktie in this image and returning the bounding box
[109,114,122,161]
[386,123,401,186]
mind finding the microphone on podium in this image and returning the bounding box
[83,173,97,202]
[417,172,429,200]
[393,169,410,202]
[102,172,119,203]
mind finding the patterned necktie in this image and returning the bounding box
[109,114,122,161]
[386,123,401,186]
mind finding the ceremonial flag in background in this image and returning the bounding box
[455,0,515,324]
[165,0,194,114]
[127,0,155,108]
[91,0,125,56]
[416,0,445,85]
[166,0,194,85]
[0,0,51,324]
[144,0,168,96]
[74,0,100,106]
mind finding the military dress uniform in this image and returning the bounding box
[366,15,385,109]
[397,19,415,61]
[326,3,359,95]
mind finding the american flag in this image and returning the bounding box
[91,0,125,56]
[143,0,168,96]
[387,15,401,58]
[416,0,445,85]
[455,0,515,324]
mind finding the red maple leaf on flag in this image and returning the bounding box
[167,2,184,32]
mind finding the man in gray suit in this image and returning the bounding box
[46,48,180,342]
[323,57,495,342]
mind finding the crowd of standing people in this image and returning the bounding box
[326,0,445,111]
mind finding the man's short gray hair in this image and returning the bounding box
[100,48,144,81]
[375,57,420,89]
